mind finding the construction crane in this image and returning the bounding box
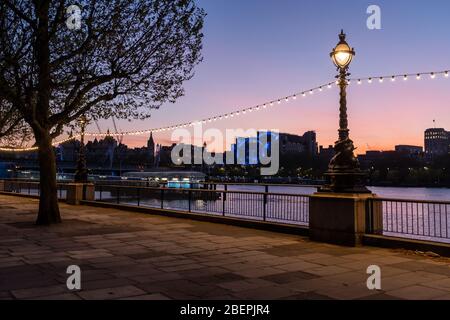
[94,119,102,134]
[111,116,124,176]
[111,116,123,145]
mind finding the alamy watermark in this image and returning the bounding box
[66,265,81,290]
[366,265,381,290]
[367,5,382,30]
[170,123,280,176]
[66,5,82,30]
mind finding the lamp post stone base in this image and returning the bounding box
[309,192,382,246]
[319,171,371,194]
[66,183,95,205]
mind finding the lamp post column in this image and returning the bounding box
[310,31,380,247]
[338,69,349,141]
[319,30,370,194]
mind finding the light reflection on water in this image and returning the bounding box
[222,185,450,201]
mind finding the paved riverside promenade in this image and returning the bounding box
[1,194,450,300]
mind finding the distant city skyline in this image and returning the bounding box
[86,126,443,158]
[83,0,450,154]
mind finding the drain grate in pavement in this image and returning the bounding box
[16,211,36,216]
[0,205,15,210]
[262,243,313,257]
[261,270,319,284]
[6,219,96,229]
[63,226,147,237]
[0,205,34,215]
[189,223,266,238]
[6,219,146,236]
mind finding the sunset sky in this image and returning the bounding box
[89,0,450,154]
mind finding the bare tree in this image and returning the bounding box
[0,0,205,224]
[0,98,30,146]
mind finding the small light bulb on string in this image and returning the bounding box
[12,69,449,148]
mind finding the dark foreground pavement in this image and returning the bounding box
[1,195,450,300]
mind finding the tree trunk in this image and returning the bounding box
[36,131,61,225]
[32,1,60,225]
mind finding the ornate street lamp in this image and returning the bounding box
[320,30,370,193]
[74,115,88,183]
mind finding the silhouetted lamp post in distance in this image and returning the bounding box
[74,115,88,183]
[320,30,370,193]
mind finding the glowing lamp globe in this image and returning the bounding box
[330,30,355,69]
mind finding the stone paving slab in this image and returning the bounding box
[0,194,450,300]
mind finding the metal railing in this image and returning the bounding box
[367,197,450,242]
[92,180,320,190]
[1,180,68,200]
[94,184,310,226]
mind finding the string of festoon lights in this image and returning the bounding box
[84,80,338,138]
[1,68,448,152]
[84,69,450,138]
[349,69,449,85]
[0,135,81,152]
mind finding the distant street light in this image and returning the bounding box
[320,30,370,193]
[74,115,88,183]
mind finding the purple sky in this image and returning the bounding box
[89,0,450,154]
